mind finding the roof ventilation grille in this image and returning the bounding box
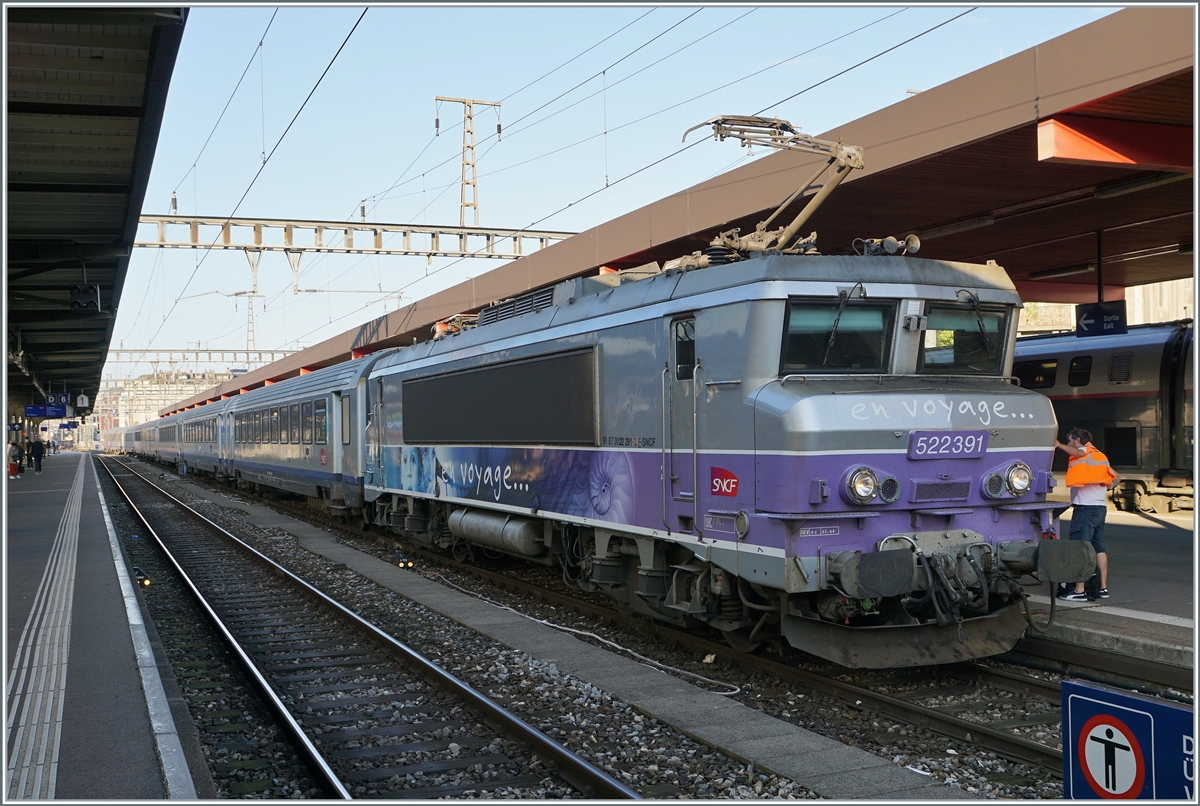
[478,287,555,327]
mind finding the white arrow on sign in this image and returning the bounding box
[1078,313,1094,332]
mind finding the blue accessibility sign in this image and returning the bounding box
[1064,679,1194,799]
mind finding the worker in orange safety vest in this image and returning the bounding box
[1054,428,1119,601]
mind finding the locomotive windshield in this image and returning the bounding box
[918,304,1009,375]
[781,300,895,372]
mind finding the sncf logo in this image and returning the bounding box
[711,467,739,497]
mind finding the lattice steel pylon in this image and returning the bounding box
[235,248,266,351]
[435,96,500,227]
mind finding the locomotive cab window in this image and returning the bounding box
[781,300,895,372]
[918,304,1008,375]
[674,318,695,380]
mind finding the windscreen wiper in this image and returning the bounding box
[957,289,995,359]
[822,282,865,366]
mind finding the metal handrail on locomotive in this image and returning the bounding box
[107,115,1097,669]
[359,116,1094,668]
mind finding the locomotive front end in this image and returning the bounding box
[745,258,1097,667]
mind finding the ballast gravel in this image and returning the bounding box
[143,476,819,799]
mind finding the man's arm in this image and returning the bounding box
[1054,440,1085,458]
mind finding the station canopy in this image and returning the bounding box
[6,8,187,411]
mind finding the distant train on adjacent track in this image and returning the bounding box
[1013,320,1193,514]
[104,116,1095,670]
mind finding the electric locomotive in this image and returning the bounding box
[359,116,1096,669]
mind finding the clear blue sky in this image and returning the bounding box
[112,4,1119,376]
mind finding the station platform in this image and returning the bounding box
[1024,507,1195,673]
[4,451,197,800]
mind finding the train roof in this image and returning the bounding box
[1015,319,1192,351]
[372,253,1020,374]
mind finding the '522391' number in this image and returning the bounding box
[907,430,988,460]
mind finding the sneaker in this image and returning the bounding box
[1059,590,1088,602]
[1098,588,1109,599]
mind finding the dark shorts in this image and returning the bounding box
[1069,504,1107,554]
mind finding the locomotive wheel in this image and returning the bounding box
[452,539,473,563]
[721,627,762,653]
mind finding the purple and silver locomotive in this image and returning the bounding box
[361,248,1096,667]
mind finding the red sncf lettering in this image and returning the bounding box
[710,467,739,497]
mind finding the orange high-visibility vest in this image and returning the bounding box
[1065,443,1116,487]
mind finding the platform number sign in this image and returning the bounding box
[1064,680,1194,799]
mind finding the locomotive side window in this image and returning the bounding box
[674,318,696,380]
[314,399,327,445]
[1068,356,1092,386]
[290,404,301,443]
[1013,359,1057,389]
[918,304,1008,375]
[781,301,894,372]
[302,402,313,444]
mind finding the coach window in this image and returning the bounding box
[278,406,288,443]
[1068,356,1092,387]
[269,408,279,443]
[341,396,351,445]
[302,401,314,443]
[674,318,695,380]
[314,400,327,444]
[781,300,895,372]
[262,409,270,442]
[290,403,301,443]
[918,304,1008,375]
[1013,359,1057,389]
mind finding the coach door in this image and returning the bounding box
[364,377,383,488]
[666,316,700,532]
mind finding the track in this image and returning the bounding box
[97,456,638,799]
[399,549,1068,773]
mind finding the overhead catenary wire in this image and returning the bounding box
[353,7,685,219]
[142,7,370,356]
[287,8,980,346]
[347,4,886,225]
[173,8,279,195]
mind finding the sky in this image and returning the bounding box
[111,4,1120,379]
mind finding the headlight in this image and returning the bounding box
[847,467,879,504]
[1005,462,1033,496]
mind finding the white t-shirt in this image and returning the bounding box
[1070,483,1109,507]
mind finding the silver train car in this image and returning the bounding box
[108,355,385,512]
[1014,320,1193,513]
[359,254,1093,668]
